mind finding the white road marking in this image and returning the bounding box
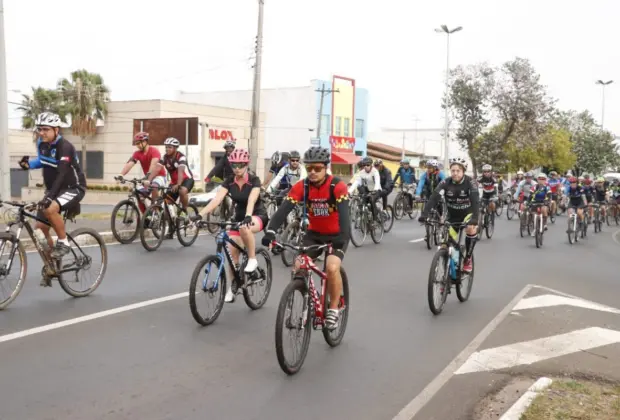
[0,292,189,344]
[455,327,620,374]
[510,311,523,316]
[391,284,534,420]
[409,238,425,243]
[513,294,620,314]
[500,377,553,420]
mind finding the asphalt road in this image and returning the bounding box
[0,212,618,420]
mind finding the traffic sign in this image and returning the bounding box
[310,137,320,146]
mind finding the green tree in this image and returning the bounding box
[472,124,510,173]
[535,125,576,173]
[16,86,67,130]
[58,69,110,175]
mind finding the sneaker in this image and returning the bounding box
[224,287,235,303]
[244,258,258,273]
[462,257,473,273]
[51,242,71,259]
[325,308,340,330]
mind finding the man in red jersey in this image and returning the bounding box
[118,131,168,211]
[262,146,350,330]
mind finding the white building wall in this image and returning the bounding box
[177,86,316,158]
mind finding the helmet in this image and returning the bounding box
[597,177,605,182]
[35,112,62,128]
[271,151,281,166]
[289,150,301,160]
[357,159,365,168]
[482,164,492,171]
[133,131,149,144]
[374,159,383,166]
[569,177,578,183]
[401,158,410,164]
[427,159,439,168]
[228,148,250,163]
[303,147,331,164]
[525,171,533,177]
[584,174,591,179]
[549,171,557,176]
[223,140,236,149]
[578,176,584,181]
[537,173,548,179]
[164,137,180,147]
[448,157,467,170]
[517,170,524,175]
[280,152,291,162]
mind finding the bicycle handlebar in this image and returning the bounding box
[0,200,38,212]
[114,176,146,185]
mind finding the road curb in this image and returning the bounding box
[499,377,553,419]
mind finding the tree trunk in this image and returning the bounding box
[81,136,87,177]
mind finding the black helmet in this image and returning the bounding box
[280,152,291,163]
[374,159,383,166]
[303,147,330,164]
[357,158,365,169]
[290,150,301,159]
[361,157,373,166]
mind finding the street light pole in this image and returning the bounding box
[0,0,9,202]
[435,25,462,171]
[596,79,613,130]
[249,0,264,174]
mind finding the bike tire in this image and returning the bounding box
[428,248,450,315]
[140,205,166,252]
[242,248,273,310]
[350,206,367,247]
[535,218,542,248]
[567,218,575,244]
[519,213,526,238]
[485,213,495,239]
[280,221,301,267]
[393,194,405,220]
[322,267,350,347]
[275,277,312,375]
[0,234,27,310]
[456,252,474,302]
[425,223,432,249]
[176,204,201,247]
[189,254,226,326]
[57,228,108,297]
[495,202,503,217]
[506,202,514,220]
[369,216,385,244]
[111,199,141,244]
[383,205,394,233]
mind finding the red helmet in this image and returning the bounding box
[228,148,250,163]
[569,177,577,183]
[133,131,149,145]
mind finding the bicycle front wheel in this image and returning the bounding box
[393,194,405,220]
[189,254,226,326]
[383,205,394,233]
[369,215,384,244]
[111,199,141,244]
[428,248,450,315]
[275,277,312,375]
[140,205,166,251]
[0,233,27,310]
[57,228,107,297]
[176,204,200,247]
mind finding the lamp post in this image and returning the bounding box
[595,80,613,130]
[435,25,462,170]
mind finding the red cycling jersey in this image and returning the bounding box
[130,146,166,177]
[286,175,348,235]
[159,151,193,184]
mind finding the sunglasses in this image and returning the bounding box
[231,163,247,169]
[305,165,326,173]
[364,164,372,167]
[290,159,300,163]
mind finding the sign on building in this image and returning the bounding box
[208,129,237,141]
[330,136,356,153]
[133,118,199,146]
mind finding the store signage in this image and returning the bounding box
[209,129,236,141]
[329,136,355,152]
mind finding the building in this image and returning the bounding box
[366,142,423,178]
[177,76,369,178]
[7,99,265,197]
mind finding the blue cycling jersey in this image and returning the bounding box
[395,167,416,184]
[530,184,550,202]
[416,171,445,196]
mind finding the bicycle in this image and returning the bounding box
[495,192,504,217]
[478,198,495,239]
[393,184,417,220]
[272,240,349,375]
[567,209,585,244]
[427,217,475,315]
[424,208,441,250]
[188,221,272,326]
[519,200,534,238]
[140,185,200,251]
[349,191,384,247]
[607,200,619,226]
[110,176,153,244]
[592,202,603,233]
[528,202,546,248]
[0,200,107,309]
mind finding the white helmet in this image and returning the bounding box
[537,172,548,179]
[427,159,439,168]
[449,156,468,170]
[482,164,492,171]
[164,137,180,147]
[517,170,524,175]
[35,112,62,128]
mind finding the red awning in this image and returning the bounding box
[331,152,358,165]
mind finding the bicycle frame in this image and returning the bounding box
[294,251,329,323]
[439,222,466,280]
[205,228,247,290]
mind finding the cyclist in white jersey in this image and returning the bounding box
[514,171,536,213]
[267,150,307,193]
[348,157,381,195]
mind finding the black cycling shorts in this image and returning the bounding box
[482,191,497,201]
[169,178,194,201]
[302,231,348,261]
[38,187,85,221]
[568,201,586,210]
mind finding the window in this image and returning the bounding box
[355,119,364,138]
[320,114,330,136]
[335,117,342,136]
[344,118,350,137]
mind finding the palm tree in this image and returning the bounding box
[58,69,110,176]
[16,86,67,130]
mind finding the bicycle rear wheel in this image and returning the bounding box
[275,277,312,375]
[427,248,450,315]
[242,248,273,310]
[456,252,474,302]
[0,233,27,310]
[322,267,349,347]
[57,228,107,297]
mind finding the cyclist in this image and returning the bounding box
[582,175,595,219]
[478,164,498,214]
[547,171,562,215]
[194,148,267,302]
[514,172,536,213]
[18,112,87,260]
[348,156,382,220]
[529,173,551,231]
[205,140,236,184]
[416,159,445,201]
[118,131,168,209]
[593,177,608,220]
[418,157,479,273]
[393,158,417,210]
[374,159,393,215]
[512,170,525,189]
[263,151,290,188]
[158,137,194,211]
[268,150,306,204]
[565,176,587,232]
[262,146,350,330]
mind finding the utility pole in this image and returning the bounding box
[315,83,339,144]
[596,79,613,130]
[0,0,9,202]
[248,0,264,174]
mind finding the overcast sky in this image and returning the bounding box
[5,0,619,134]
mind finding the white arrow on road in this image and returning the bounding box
[455,327,620,374]
[513,294,620,314]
